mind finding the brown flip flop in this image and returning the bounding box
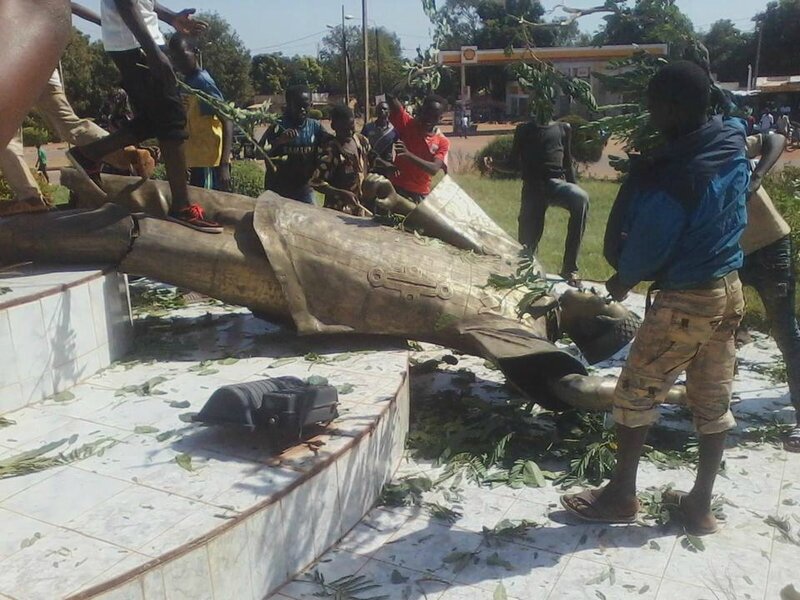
[662,489,719,536]
[560,488,638,524]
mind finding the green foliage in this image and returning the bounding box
[307,108,323,120]
[593,0,695,57]
[230,160,265,197]
[0,170,61,204]
[702,19,754,84]
[484,249,553,318]
[559,114,607,164]
[513,61,597,125]
[22,128,51,147]
[250,53,325,95]
[319,25,406,99]
[550,412,617,487]
[0,435,117,480]
[307,570,388,600]
[60,27,120,118]
[194,12,254,105]
[474,136,514,178]
[752,0,800,78]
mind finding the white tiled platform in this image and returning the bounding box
[277,283,800,600]
[0,264,132,414]
[0,293,409,600]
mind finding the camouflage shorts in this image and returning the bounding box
[614,272,745,434]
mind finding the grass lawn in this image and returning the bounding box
[452,172,619,283]
[450,171,775,329]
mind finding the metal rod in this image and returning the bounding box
[363,0,370,120]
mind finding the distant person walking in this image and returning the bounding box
[35,144,49,184]
[759,109,775,133]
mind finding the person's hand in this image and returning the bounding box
[173,8,208,36]
[483,156,494,173]
[337,189,360,208]
[217,162,232,192]
[748,172,763,193]
[605,273,631,302]
[145,47,177,85]
[394,140,411,158]
[275,129,298,145]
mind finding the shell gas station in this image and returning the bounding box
[438,43,669,120]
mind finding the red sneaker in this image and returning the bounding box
[167,203,223,233]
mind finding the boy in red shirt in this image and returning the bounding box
[386,94,450,203]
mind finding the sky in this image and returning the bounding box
[75,1,768,58]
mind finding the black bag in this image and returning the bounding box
[195,376,338,442]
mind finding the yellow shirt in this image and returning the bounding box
[183,95,223,169]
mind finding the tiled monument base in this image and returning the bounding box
[0,264,133,414]
[0,296,409,600]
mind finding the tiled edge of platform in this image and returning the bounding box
[0,265,133,414]
[60,372,410,600]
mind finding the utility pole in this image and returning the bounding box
[342,5,350,105]
[754,19,764,85]
[363,0,370,121]
[375,27,382,93]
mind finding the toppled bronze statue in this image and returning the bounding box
[0,172,687,411]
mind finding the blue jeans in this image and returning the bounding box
[740,235,800,415]
[520,178,589,275]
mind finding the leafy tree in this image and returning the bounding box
[752,0,800,77]
[194,12,254,105]
[251,53,286,96]
[251,54,324,96]
[319,25,405,99]
[59,27,119,119]
[701,20,754,83]
[593,0,695,57]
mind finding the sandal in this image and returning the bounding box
[662,489,719,536]
[560,488,638,524]
[784,426,800,453]
[560,271,584,289]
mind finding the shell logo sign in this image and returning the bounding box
[461,46,478,64]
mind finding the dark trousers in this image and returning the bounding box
[519,178,589,275]
[740,235,800,414]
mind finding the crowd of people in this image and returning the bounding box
[0,1,798,538]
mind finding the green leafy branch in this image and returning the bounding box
[0,436,117,480]
[484,250,553,318]
[308,570,388,600]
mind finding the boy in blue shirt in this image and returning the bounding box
[561,61,749,536]
[260,85,331,203]
[169,33,233,192]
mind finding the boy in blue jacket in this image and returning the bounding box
[561,61,750,536]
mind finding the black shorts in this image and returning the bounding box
[110,48,187,142]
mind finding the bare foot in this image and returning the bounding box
[664,490,718,535]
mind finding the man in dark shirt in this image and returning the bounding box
[361,101,398,171]
[260,85,330,203]
[486,116,589,286]
[561,61,749,536]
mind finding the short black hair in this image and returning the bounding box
[330,104,353,122]
[286,84,311,102]
[168,32,195,53]
[647,61,710,118]
[423,94,448,111]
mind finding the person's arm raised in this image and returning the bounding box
[750,133,785,193]
[153,3,208,35]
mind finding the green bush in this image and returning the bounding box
[307,108,323,120]
[230,160,264,197]
[318,105,331,120]
[559,114,606,164]
[152,160,265,198]
[0,170,61,203]
[474,135,515,179]
[22,127,51,147]
[765,165,800,253]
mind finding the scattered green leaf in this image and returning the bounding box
[134,425,159,435]
[175,453,193,472]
